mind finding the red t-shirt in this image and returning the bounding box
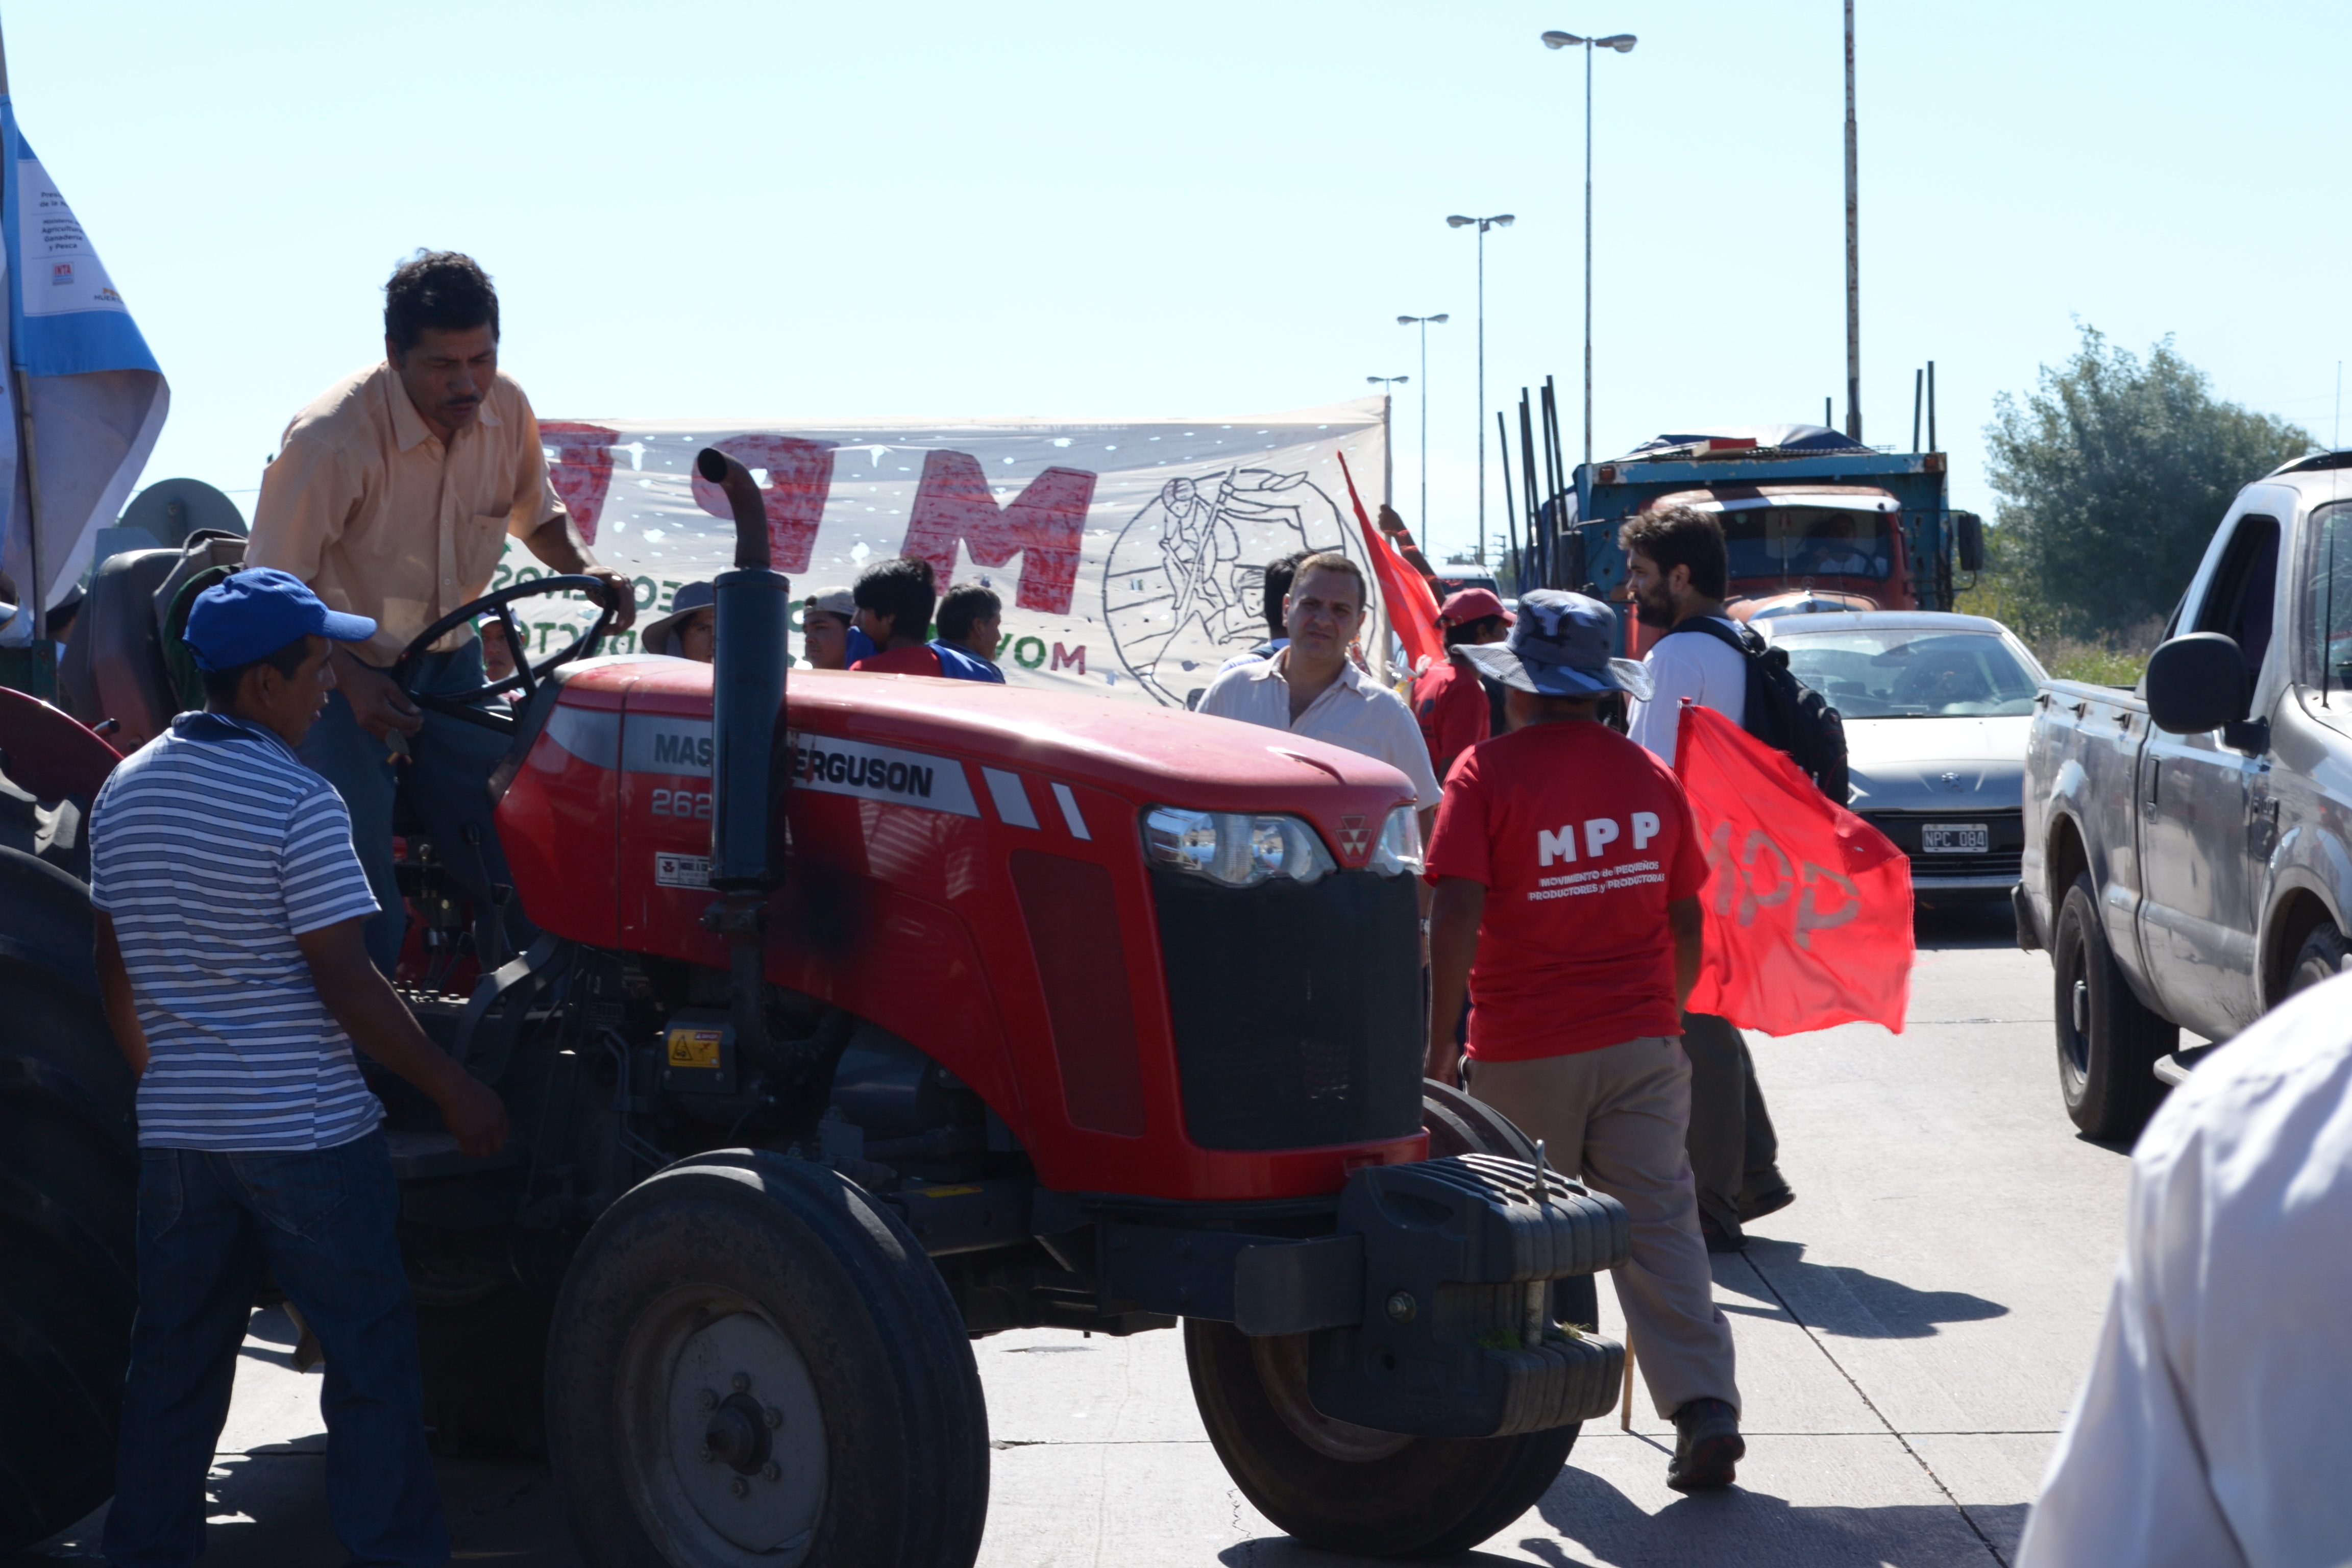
[1412,653,1490,776]
[1427,719,1709,1061]
[851,644,945,677]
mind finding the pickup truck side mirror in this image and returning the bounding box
[1953,511,1984,573]
[2145,632,2250,735]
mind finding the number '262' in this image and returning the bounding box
[650,789,713,820]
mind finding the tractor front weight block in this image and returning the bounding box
[1077,1153,1630,1440]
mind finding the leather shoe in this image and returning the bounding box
[1667,1398,1744,1492]
[1699,1210,1745,1253]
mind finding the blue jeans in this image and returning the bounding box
[298,643,529,973]
[103,1131,449,1568]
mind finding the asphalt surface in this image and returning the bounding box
[22,899,2122,1567]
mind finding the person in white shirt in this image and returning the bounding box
[2016,972,2352,1568]
[1195,551,1441,832]
[1620,506,1794,1255]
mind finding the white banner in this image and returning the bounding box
[497,399,1389,708]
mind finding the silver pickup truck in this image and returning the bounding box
[2017,452,2352,1139]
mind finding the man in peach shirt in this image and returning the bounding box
[247,251,635,970]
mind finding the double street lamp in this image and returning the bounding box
[1395,313,1448,540]
[1541,29,1636,470]
[1446,214,1513,565]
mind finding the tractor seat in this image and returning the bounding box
[59,532,246,751]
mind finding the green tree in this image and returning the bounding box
[1982,327,2314,639]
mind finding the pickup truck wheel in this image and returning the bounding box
[546,1152,988,1568]
[2052,872,2174,1140]
[1186,1317,1576,1559]
[2286,924,2351,998]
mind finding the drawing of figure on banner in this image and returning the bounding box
[1102,466,1362,708]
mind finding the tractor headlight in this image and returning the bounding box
[1142,806,1336,888]
[1367,806,1424,878]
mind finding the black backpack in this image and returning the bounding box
[1664,617,1850,803]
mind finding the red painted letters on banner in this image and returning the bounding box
[899,451,1097,614]
[689,435,840,574]
[541,423,621,547]
[1675,702,1913,1035]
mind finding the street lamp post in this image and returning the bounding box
[1446,214,1514,565]
[1540,29,1636,470]
[1366,377,1409,509]
[1396,313,1448,540]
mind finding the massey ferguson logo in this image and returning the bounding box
[1338,815,1370,859]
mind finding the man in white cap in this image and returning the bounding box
[1425,587,1745,1494]
[799,586,873,671]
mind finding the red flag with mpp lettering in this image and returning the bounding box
[1675,702,1913,1034]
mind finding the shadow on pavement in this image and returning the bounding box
[1743,1240,2008,1340]
[1534,1468,2029,1568]
[1912,897,2017,952]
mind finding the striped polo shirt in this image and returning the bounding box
[89,712,384,1150]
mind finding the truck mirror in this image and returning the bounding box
[2145,632,2249,734]
[1953,512,1984,573]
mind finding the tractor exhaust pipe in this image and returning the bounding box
[694,448,789,1061]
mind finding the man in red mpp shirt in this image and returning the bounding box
[1412,586,1513,779]
[1425,589,1746,1493]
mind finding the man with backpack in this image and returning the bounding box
[1621,506,1802,1253]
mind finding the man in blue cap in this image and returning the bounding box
[1423,589,1746,1494]
[87,568,509,1568]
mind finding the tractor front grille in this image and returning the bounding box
[1149,867,1424,1152]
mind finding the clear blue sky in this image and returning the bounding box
[10,0,2347,563]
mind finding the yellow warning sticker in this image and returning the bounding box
[666,1027,724,1069]
[914,1185,983,1198]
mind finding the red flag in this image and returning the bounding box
[1675,702,1914,1034]
[1334,451,1444,673]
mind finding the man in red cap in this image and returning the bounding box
[1411,587,1513,782]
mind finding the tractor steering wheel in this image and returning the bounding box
[386,575,623,736]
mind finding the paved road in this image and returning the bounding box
[22,900,2120,1567]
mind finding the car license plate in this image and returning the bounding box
[1921,823,1989,854]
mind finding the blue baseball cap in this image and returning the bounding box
[183,569,377,672]
[1460,589,1653,700]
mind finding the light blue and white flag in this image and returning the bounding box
[0,96,167,644]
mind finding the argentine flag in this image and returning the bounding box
[0,95,167,645]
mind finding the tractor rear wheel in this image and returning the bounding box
[546,1152,989,1568]
[1183,1083,1587,1558]
[0,849,136,1550]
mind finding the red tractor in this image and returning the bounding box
[0,452,1628,1564]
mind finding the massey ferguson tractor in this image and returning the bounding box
[0,452,1629,1565]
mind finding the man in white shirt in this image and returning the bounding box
[1196,551,1442,829]
[2016,972,2352,1567]
[1620,506,1794,1254]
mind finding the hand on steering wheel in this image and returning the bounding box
[386,575,624,736]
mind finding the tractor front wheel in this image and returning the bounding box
[1186,1319,1576,1558]
[1183,1083,1589,1558]
[545,1152,989,1568]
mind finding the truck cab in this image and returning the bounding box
[1548,425,1980,652]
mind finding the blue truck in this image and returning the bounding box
[1525,424,1982,646]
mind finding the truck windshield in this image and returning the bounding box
[1771,629,2040,719]
[1722,505,1893,583]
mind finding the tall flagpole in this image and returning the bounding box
[0,14,40,671]
[1844,0,1863,443]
